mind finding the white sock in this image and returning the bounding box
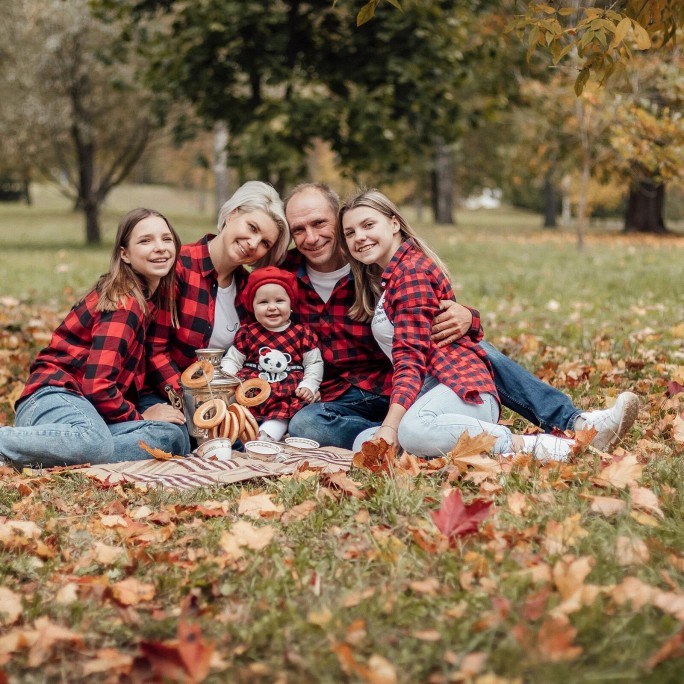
[519,434,574,462]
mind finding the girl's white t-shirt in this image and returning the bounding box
[306,264,351,303]
[209,280,241,349]
[371,291,394,360]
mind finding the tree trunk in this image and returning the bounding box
[543,171,558,228]
[623,179,668,233]
[84,201,100,244]
[213,120,229,217]
[431,140,454,225]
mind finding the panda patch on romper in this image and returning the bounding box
[257,347,291,383]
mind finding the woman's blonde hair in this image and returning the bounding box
[96,208,181,326]
[217,180,290,268]
[339,188,450,322]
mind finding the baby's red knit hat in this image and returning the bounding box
[242,266,299,313]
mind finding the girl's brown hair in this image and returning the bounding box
[95,208,181,326]
[339,189,450,322]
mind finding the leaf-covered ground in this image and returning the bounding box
[1,223,683,683]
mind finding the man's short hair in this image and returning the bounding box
[284,182,341,216]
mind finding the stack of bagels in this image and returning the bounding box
[182,357,272,443]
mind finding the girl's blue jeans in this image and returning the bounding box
[0,387,190,468]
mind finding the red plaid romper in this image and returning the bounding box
[230,321,320,421]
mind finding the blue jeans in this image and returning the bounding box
[480,340,580,432]
[288,386,389,450]
[138,391,193,450]
[0,387,190,468]
[353,376,514,456]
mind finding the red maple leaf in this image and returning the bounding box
[666,381,684,397]
[430,490,494,538]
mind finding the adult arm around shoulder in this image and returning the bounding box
[431,301,483,347]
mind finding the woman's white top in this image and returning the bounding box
[371,291,394,360]
[209,280,240,349]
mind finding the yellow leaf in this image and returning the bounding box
[611,17,631,48]
[237,493,284,519]
[592,454,643,489]
[588,495,627,516]
[447,431,498,460]
[307,607,333,626]
[632,21,652,49]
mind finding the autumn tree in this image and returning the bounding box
[0,0,160,243]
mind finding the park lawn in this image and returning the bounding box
[0,194,683,682]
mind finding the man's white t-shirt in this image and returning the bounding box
[306,263,351,303]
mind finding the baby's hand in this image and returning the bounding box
[296,386,314,403]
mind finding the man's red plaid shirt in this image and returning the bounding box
[380,240,498,410]
[19,289,153,423]
[282,249,393,401]
[146,235,248,395]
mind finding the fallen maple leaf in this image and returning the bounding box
[673,415,684,444]
[352,438,398,475]
[281,500,318,525]
[430,489,493,539]
[536,614,582,662]
[666,381,684,398]
[585,495,628,516]
[629,486,664,518]
[322,471,367,499]
[542,514,589,555]
[81,648,134,677]
[237,492,284,519]
[219,520,275,560]
[447,431,497,460]
[138,440,181,460]
[592,454,643,490]
[615,536,650,566]
[646,629,684,670]
[110,577,156,606]
[0,587,22,626]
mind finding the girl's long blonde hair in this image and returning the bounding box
[95,208,181,326]
[338,189,450,322]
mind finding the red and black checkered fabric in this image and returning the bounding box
[281,249,393,401]
[233,320,320,421]
[19,289,152,423]
[146,235,249,394]
[380,240,498,410]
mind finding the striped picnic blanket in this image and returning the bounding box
[83,445,353,491]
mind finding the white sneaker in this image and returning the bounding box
[519,434,575,462]
[578,392,639,451]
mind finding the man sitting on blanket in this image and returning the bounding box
[281,182,638,452]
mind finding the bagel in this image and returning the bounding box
[239,406,260,443]
[227,412,240,442]
[218,412,233,439]
[193,398,226,429]
[181,360,214,389]
[235,378,271,407]
[227,403,245,437]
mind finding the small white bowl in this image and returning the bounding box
[284,437,320,450]
[244,440,283,462]
[194,438,233,460]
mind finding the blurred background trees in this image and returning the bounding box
[0,0,681,242]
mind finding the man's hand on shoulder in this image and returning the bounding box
[431,301,472,347]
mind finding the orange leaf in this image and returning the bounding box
[447,431,497,460]
[178,619,214,683]
[138,440,181,460]
[322,472,367,499]
[536,614,582,662]
[110,577,155,606]
[352,438,399,474]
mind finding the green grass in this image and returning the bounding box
[0,185,683,682]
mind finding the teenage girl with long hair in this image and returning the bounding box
[340,189,574,461]
[0,208,190,468]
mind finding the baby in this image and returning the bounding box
[221,266,323,442]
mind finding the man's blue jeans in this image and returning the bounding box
[288,386,389,450]
[0,387,190,468]
[480,340,580,432]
